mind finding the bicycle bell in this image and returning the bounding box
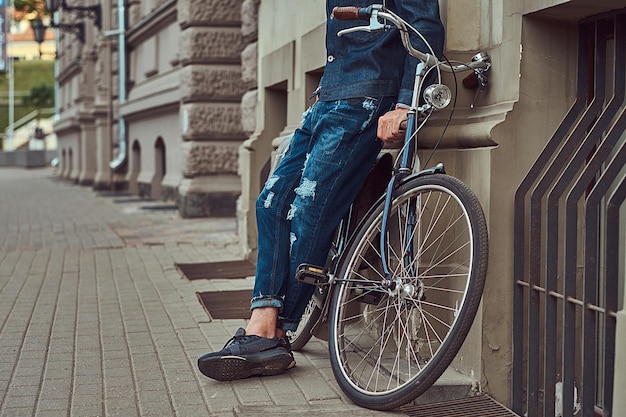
[423,84,452,109]
[471,52,491,64]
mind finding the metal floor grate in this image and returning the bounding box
[175,260,256,280]
[401,395,519,417]
[197,290,251,320]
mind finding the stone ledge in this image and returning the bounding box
[178,175,241,218]
[182,141,240,176]
[419,101,515,149]
[178,0,243,28]
[181,102,245,140]
[180,65,246,101]
[180,27,244,63]
[241,0,260,43]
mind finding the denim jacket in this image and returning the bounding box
[319,0,445,106]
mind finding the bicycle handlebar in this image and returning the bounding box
[331,6,371,20]
[331,5,491,74]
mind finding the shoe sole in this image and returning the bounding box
[198,351,295,381]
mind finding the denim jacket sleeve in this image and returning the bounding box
[392,0,445,105]
[320,0,445,105]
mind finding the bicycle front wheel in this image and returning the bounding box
[328,174,488,410]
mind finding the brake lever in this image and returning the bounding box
[338,25,377,36]
[470,70,489,109]
[337,7,388,37]
[463,53,491,109]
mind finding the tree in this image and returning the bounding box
[23,82,54,113]
[13,0,47,21]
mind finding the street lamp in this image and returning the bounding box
[31,17,46,58]
[32,15,85,45]
[45,0,101,30]
[42,0,102,44]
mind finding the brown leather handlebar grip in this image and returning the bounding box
[332,6,362,20]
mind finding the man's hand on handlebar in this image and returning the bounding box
[377,108,408,143]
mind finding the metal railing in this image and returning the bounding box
[513,9,626,417]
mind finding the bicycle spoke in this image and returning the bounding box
[330,176,488,410]
[421,285,466,294]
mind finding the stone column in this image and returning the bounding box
[93,104,111,189]
[77,115,97,186]
[92,1,114,191]
[177,0,246,218]
[237,0,260,257]
[75,22,99,186]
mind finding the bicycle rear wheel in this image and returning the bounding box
[289,289,323,351]
[328,174,488,410]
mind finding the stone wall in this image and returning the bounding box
[240,0,260,137]
[0,150,57,168]
[177,0,247,218]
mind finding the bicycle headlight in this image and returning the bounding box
[423,84,451,110]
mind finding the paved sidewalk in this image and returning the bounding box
[0,168,401,417]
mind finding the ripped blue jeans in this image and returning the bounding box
[251,96,395,331]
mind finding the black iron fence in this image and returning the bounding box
[513,9,626,417]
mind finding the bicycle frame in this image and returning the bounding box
[291,6,493,409]
[297,2,492,302]
[335,5,491,282]
[379,60,435,281]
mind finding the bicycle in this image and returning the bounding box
[285,4,491,410]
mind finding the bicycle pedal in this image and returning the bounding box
[295,264,329,285]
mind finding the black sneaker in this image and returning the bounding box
[198,328,296,381]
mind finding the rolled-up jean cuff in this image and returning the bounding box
[250,296,283,312]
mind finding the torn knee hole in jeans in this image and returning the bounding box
[265,175,279,190]
[286,204,297,220]
[362,97,376,111]
[361,98,376,130]
[289,232,297,255]
[303,153,311,172]
[264,192,275,208]
[294,178,316,199]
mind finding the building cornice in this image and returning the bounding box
[126,0,177,47]
[57,59,82,85]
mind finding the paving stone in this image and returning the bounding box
[0,406,35,417]
[0,168,403,417]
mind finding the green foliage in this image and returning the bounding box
[1,60,55,136]
[0,60,54,91]
[23,82,54,109]
[13,0,47,19]
[14,0,35,11]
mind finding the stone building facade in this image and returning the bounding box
[51,0,626,414]
[54,0,248,218]
[236,0,626,413]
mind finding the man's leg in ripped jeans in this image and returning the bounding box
[195,111,313,381]
[197,96,393,381]
[250,97,393,334]
[250,97,391,335]
[278,97,391,331]
[246,109,315,339]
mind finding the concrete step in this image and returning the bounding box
[415,367,477,405]
[234,367,476,416]
[235,404,402,416]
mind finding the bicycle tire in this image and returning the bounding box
[289,290,323,351]
[327,173,488,410]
